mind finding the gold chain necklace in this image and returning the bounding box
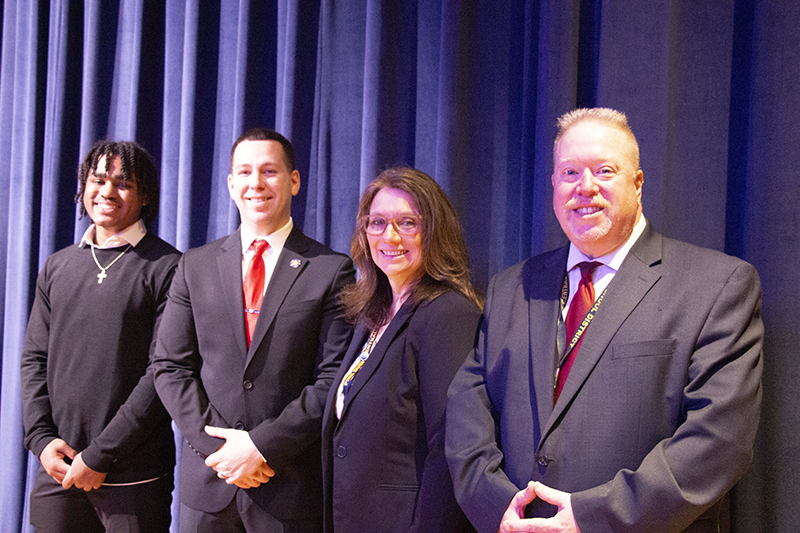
[90,244,132,284]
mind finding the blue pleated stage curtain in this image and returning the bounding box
[1,1,797,531]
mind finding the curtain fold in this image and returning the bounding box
[1,1,797,531]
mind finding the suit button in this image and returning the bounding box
[235,422,245,430]
[243,380,253,390]
[537,454,553,467]
[336,446,347,458]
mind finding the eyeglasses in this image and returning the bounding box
[361,214,422,236]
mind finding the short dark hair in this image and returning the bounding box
[230,128,295,173]
[341,167,482,329]
[75,140,160,226]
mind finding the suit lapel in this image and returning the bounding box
[543,225,663,441]
[338,304,417,421]
[217,230,249,361]
[246,226,310,367]
[322,325,370,435]
[527,246,570,445]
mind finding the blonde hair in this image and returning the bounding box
[555,108,640,169]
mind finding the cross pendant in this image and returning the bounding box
[97,270,107,284]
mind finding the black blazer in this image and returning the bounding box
[446,223,764,532]
[153,226,355,523]
[322,290,481,532]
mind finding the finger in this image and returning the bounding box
[252,470,271,483]
[204,425,227,438]
[531,482,563,506]
[510,481,537,508]
[205,450,222,469]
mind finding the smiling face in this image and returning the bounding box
[551,119,644,258]
[228,140,300,235]
[367,188,425,296]
[83,155,146,244]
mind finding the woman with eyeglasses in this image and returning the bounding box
[321,167,482,532]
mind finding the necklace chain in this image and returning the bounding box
[91,244,132,284]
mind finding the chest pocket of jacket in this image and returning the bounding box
[611,339,676,360]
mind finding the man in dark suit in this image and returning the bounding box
[446,108,763,533]
[153,129,355,532]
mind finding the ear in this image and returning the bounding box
[290,170,300,197]
[634,169,644,200]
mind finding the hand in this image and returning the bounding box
[39,439,77,484]
[204,425,275,489]
[499,481,580,533]
[62,452,106,491]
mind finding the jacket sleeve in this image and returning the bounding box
[446,276,523,533]
[410,293,481,531]
[152,254,232,457]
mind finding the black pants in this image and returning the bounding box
[179,488,320,533]
[29,464,173,533]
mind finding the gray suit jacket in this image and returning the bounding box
[446,222,763,532]
[153,226,355,523]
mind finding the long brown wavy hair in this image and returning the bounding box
[341,167,482,329]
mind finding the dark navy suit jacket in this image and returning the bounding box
[323,291,480,532]
[153,226,355,523]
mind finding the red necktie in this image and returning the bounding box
[555,261,601,404]
[244,240,269,347]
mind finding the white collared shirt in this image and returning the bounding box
[239,218,294,296]
[562,216,647,319]
[79,219,147,249]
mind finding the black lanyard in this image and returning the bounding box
[555,273,608,372]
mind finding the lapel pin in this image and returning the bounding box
[290,259,301,269]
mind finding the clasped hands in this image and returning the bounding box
[204,425,275,489]
[499,481,581,533]
[40,438,106,491]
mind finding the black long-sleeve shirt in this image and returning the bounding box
[21,231,180,483]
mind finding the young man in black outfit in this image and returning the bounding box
[21,140,180,532]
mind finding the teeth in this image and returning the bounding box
[575,207,601,215]
[382,250,406,257]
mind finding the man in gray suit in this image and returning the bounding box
[446,108,763,533]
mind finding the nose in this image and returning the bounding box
[248,171,266,190]
[99,180,117,198]
[381,222,402,243]
[576,169,599,196]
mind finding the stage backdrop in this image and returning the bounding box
[1,1,797,531]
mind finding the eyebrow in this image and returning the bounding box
[91,170,131,181]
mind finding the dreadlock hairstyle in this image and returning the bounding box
[75,140,160,226]
[341,167,483,329]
